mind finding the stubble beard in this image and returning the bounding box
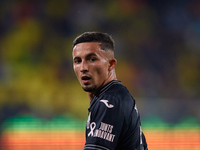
[82,85,97,92]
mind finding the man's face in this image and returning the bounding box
[73,42,111,93]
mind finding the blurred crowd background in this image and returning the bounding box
[0,0,200,131]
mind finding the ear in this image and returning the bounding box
[108,58,117,71]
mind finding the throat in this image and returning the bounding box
[87,92,95,102]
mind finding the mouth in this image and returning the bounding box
[81,75,91,84]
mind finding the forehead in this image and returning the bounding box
[73,42,103,57]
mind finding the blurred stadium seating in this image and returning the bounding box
[0,0,199,149]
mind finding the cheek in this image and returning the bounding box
[95,65,108,77]
[74,66,79,77]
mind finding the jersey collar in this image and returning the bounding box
[88,80,121,110]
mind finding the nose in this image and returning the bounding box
[80,60,88,72]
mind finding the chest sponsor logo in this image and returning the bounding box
[100,100,114,108]
[88,122,115,142]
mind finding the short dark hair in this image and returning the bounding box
[73,32,115,51]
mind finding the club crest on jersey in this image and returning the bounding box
[100,100,114,108]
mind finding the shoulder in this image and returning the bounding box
[103,83,136,110]
[99,83,138,126]
[108,83,135,102]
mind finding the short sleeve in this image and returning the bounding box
[84,96,124,150]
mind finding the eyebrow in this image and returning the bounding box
[86,53,98,58]
[73,56,80,61]
[73,53,97,59]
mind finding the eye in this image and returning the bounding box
[89,58,96,62]
[74,58,81,64]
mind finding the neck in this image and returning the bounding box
[87,71,117,102]
[87,92,94,102]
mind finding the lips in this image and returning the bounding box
[81,75,91,84]
[81,76,91,80]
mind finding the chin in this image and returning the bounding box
[82,85,97,92]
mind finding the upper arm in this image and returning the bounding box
[85,96,124,150]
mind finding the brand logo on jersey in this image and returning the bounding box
[100,100,114,108]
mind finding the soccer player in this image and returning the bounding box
[72,32,148,150]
